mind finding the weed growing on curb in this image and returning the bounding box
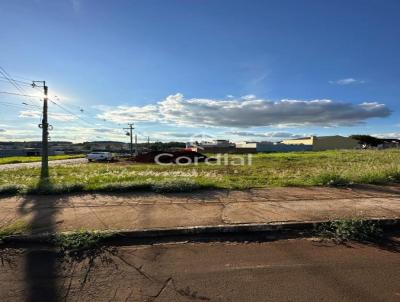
[0,220,29,244]
[317,219,382,243]
[53,230,112,257]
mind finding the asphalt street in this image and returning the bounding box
[1,238,399,301]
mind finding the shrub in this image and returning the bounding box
[53,230,111,252]
[317,219,382,242]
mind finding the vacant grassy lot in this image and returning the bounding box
[0,154,84,165]
[1,150,400,195]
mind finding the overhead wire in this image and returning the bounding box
[0,100,40,111]
[49,99,119,129]
[49,96,124,131]
[0,77,33,87]
[0,69,126,137]
[0,91,40,98]
[0,66,27,94]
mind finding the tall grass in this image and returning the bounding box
[1,149,400,195]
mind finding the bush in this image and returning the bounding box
[54,230,111,252]
[317,219,382,242]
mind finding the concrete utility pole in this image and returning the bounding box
[135,134,138,156]
[33,81,50,179]
[123,123,134,157]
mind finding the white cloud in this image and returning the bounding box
[0,126,122,143]
[51,113,77,122]
[241,94,257,100]
[227,131,304,139]
[19,110,41,119]
[0,129,5,132]
[50,126,126,142]
[372,132,400,139]
[97,93,390,128]
[329,78,365,85]
[97,104,159,123]
[157,132,195,138]
[0,128,38,141]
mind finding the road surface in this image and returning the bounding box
[1,238,399,301]
[0,158,87,171]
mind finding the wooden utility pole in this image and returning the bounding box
[33,81,49,179]
[123,123,134,157]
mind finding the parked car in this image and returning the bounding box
[86,152,114,162]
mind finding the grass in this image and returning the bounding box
[1,149,400,195]
[54,230,111,252]
[0,154,84,165]
[317,219,382,243]
[0,220,29,243]
[53,230,113,259]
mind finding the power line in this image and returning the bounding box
[49,98,103,127]
[0,66,27,93]
[49,97,123,131]
[0,100,40,110]
[5,74,34,83]
[0,101,26,110]
[0,91,40,98]
[0,76,123,131]
[21,102,41,109]
[0,71,121,130]
[0,77,33,87]
[0,90,44,109]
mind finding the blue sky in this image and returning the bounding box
[1,0,399,142]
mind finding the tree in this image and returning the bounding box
[350,135,382,147]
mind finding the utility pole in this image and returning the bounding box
[123,123,134,157]
[135,134,138,156]
[147,136,150,148]
[33,81,50,179]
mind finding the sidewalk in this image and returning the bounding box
[1,184,400,234]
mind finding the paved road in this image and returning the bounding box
[1,184,400,234]
[0,158,87,170]
[1,239,400,301]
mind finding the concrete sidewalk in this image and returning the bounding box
[1,184,400,234]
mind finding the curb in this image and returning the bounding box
[4,218,400,245]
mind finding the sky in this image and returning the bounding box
[0,0,400,143]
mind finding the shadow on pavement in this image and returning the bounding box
[17,178,64,301]
[352,184,400,196]
[363,234,400,253]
